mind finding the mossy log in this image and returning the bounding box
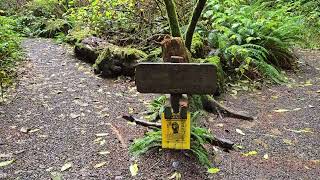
[93,45,147,77]
[74,37,108,63]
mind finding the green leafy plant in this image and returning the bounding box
[130,126,215,168]
[0,16,23,99]
[145,95,167,121]
[200,0,303,83]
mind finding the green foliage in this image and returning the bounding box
[200,0,304,83]
[0,16,22,98]
[191,33,205,58]
[130,126,214,168]
[146,95,167,121]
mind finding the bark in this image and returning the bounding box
[203,96,256,121]
[161,35,190,63]
[163,0,182,37]
[185,0,207,50]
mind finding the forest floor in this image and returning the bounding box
[0,38,319,180]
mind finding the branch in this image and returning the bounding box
[163,0,182,37]
[185,0,207,50]
[123,115,234,150]
[122,115,161,128]
[204,96,256,121]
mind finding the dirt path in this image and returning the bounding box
[0,39,319,179]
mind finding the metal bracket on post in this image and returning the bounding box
[170,56,184,114]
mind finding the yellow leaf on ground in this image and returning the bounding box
[263,154,269,160]
[274,109,290,113]
[95,133,109,137]
[242,151,258,157]
[283,139,294,145]
[236,129,246,135]
[207,167,220,174]
[98,151,110,155]
[94,162,107,168]
[29,128,40,133]
[130,163,139,176]
[0,159,15,167]
[168,171,182,180]
[61,162,72,171]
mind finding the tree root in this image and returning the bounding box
[203,97,256,121]
[122,115,234,150]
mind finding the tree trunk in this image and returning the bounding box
[185,0,207,50]
[163,0,182,37]
[161,35,190,63]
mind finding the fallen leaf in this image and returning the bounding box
[128,107,134,114]
[20,127,30,133]
[70,113,80,119]
[293,108,301,111]
[168,171,181,180]
[273,109,290,113]
[235,145,244,149]
[263,154,269,160]
[304,80,312,86]
[242,151,258,157]
[95,133,109,137]
[316,90,320,93]
[50,171,62,180]
[61,162,72,171]
[98,151,110,155]
[99,139,106,146]
[130,163,138,176]
[271,95,278,99]
[283,139,294,145]
[0,159,15,167]
[285,128,313,133]
[236,129,245,135]
[207,167,220,174]
[215,123,224,127]
[29,128,40,133]
[94,161,107,168]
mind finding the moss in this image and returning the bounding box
[191,33,204,58]
[93,45,147,77]
[143,48,162,62]
[66,27,95,44]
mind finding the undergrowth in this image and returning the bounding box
[0,16,23,99]
[199,0,304,83]
[130,126,215,168]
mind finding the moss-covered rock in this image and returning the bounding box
[74,37,108,63]
[93,45,147,77]
[191,33,205,58]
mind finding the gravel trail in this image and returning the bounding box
[0,39,319,179]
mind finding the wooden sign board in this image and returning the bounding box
[135,63,217,94]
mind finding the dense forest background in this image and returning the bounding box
[0,0,319,175]
[1,0,319,96]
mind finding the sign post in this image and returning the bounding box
[135,58,217,150]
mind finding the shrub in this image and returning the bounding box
[0,16,22,99]
[200,0,304,83]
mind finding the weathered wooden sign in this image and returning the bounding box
[135,63,217,94]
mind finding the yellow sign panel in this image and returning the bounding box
[161,112,191,150]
